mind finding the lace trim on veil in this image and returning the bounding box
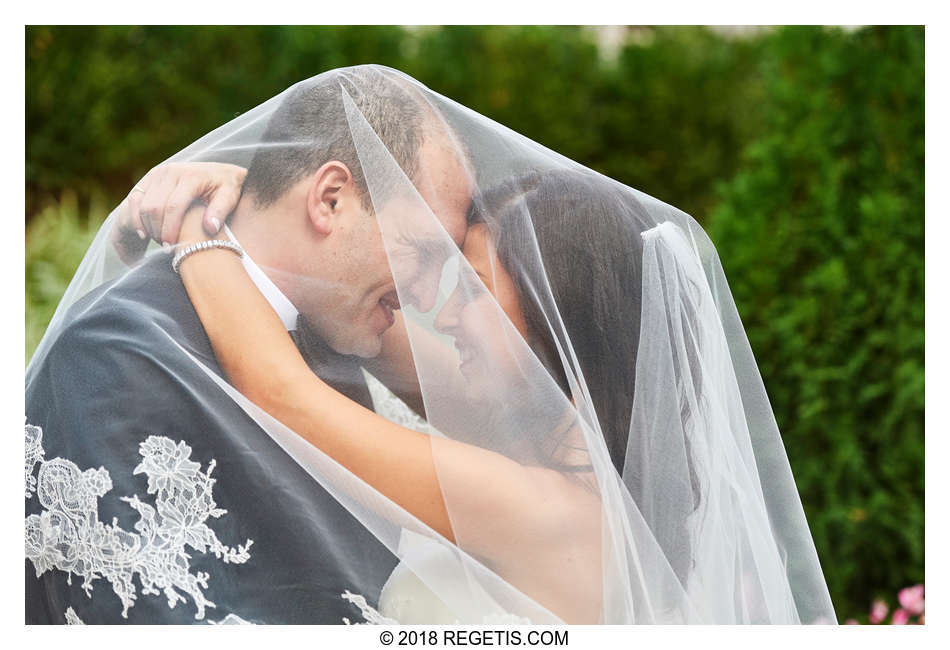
[24,422,253,622]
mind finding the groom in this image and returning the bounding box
[25,66,473,624]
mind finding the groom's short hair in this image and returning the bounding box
[244,65,427,211]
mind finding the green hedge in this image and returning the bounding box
[707,26,925,613]
[26,26,760,222]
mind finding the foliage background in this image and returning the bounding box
[25,25,924,621]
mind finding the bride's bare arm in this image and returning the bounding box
[176,207,591,559]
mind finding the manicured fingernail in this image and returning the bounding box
[136,229,147,240]
[210,217,221,231]
[162,242,171,250]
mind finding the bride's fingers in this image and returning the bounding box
[109,202,149,266]
[203,180,242,236]
[109,170,155,264]
[126,183,149,242]
[114,165,154,241]
[140,167,178,246]
[136,166,166,243]
[161,176,203,246]
[117,161,248,253]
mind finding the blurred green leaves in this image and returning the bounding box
[707,25,924,615]
[25,190,102,360]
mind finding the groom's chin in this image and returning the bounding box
[353,341,383,359]
[336,332,384,359]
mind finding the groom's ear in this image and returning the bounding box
[306,161,354,236]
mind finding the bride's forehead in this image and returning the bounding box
[460,225,497,267]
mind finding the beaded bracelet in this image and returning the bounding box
[172,240,244,275]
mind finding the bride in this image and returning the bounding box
[27,65,835,624]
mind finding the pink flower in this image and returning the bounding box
[897,584,925,616]
[892,608,910,625]
[845,618,859,625]
[869,599,889,624]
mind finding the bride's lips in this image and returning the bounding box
[377,290,401,330]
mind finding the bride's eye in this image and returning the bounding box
[457,264,491,298]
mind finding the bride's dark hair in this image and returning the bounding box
[477,169,703,584]
[475,169,647,475]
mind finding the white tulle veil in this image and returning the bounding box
[25,64,835,624]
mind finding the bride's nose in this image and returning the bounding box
[412,280,439,313]
[434,289,462,334]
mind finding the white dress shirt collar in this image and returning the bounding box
[223,225,299,332]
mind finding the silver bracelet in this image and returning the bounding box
[172,240,244,275]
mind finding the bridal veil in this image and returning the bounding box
[26,64,836,624]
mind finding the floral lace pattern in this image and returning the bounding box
[342,589,533,625]
[64,607,84,625]
[342,590,398,625]
[362,370,443,437]
[25,423,253,621]
[208,613,253,625]
[25,423,44,498]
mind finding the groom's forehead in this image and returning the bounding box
[414,138,472,249]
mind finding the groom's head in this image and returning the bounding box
[235,66,472,358]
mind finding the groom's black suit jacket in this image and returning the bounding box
[25,252,397,624]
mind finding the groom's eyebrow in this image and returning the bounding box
[413,237,445,261]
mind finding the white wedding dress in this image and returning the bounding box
[378,530,471,624]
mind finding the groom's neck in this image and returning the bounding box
[227,195,303,273]
[225,187,325,314]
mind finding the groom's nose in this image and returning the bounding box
[408,277,439,313]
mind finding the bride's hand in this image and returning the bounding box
[110,162,246,264]
[178,197,217,245]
